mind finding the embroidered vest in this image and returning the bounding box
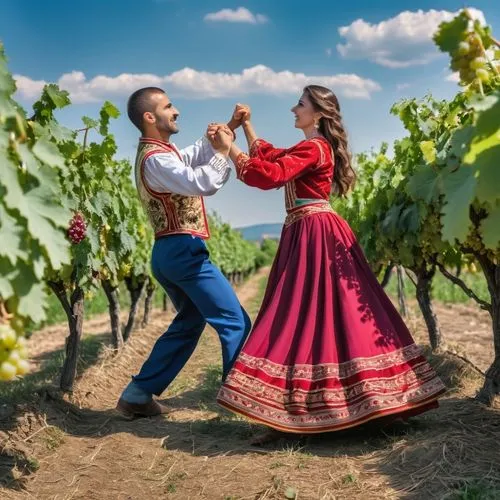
[134,138,210,239]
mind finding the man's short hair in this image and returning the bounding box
[127,87,165,132]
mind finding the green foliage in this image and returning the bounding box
[0,44,71,327]
[335,9,499,283]
[385,269,488,305]
[256,238,279,267]
[206,213,260,276]
[26,90,154,295]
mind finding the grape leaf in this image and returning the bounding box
[0,129,8,150]
[48,120,74,143]
[85,224,101,255]
[17,143,44,182]
[448,125,474,160]
[407,165,442,203]
[0,61,16,95]
[82,116,99,129]
[1,155,23,208]
[29,240,46,280]
[14,275,47,323]
[0,205,26,265]
[471,142,500,205]
[400,204,420,233]
[480,203,500,250]
[474,91,500,140]
[0,96,17,117]
[32,136,66,169]
[45,84,70,109]
[14,185,71,269]
[102,101,120,119]
[0,257,16,298]
[469,92,498,113]
[433,13,468,53]
[441,166,477,243]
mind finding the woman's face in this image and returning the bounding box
[291,92,319,130]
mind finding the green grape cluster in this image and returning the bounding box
[0,323,30,381]
[451,33,491,85]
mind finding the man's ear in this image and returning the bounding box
[143,112,155,125]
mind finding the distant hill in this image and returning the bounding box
[236,223,283,242]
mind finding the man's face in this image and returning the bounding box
[147,92,180,135]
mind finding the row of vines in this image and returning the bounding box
[334,9,500,404]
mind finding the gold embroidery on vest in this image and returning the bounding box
[135,140,209,239]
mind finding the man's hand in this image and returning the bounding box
[206,122,233,141]
[206,123,233,156]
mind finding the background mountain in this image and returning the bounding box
[236,223,282,242]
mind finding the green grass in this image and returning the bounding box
[199,364,224,403]
[449,480,500,500]
[247,275,269,316]
[385,270,489,305]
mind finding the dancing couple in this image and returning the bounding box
[116,85,446,445]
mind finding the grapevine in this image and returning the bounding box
[335,9,500,402]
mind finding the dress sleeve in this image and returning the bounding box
[235,140,325,190]
[249,138,286,161]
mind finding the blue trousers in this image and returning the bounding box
[132,235,251,396]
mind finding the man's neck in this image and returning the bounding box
[143,130,171,143]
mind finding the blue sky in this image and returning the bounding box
[1,0,499,227]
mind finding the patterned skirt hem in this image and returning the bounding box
[216,384,446,434]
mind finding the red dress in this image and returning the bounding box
[216,137,446,433]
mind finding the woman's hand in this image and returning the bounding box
[233,103,251,124]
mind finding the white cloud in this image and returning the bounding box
[325,48,332,57]
[446,72,460,83]
[337,8,485,68]
[204,7,268,24]
[13,75,46,99]
[14,65,381,103]
[396,83,411,90]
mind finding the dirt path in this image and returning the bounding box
[2,269,500,499]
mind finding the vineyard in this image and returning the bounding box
[0,8,500,500]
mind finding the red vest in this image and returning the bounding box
[134,138,210,239]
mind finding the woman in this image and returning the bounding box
[216,85,446,443]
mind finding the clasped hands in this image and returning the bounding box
[205,104,251,156]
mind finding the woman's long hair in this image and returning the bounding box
[303,85,356,196]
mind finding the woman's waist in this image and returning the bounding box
[286,198,331,214]
[284,200,335,226]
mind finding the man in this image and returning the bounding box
[116,87,251,418]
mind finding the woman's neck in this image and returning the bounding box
[303,127,323,140]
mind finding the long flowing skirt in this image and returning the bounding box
[217,208,446,433]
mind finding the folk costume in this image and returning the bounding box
[121,137,251,403]
[217,137,446,433]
